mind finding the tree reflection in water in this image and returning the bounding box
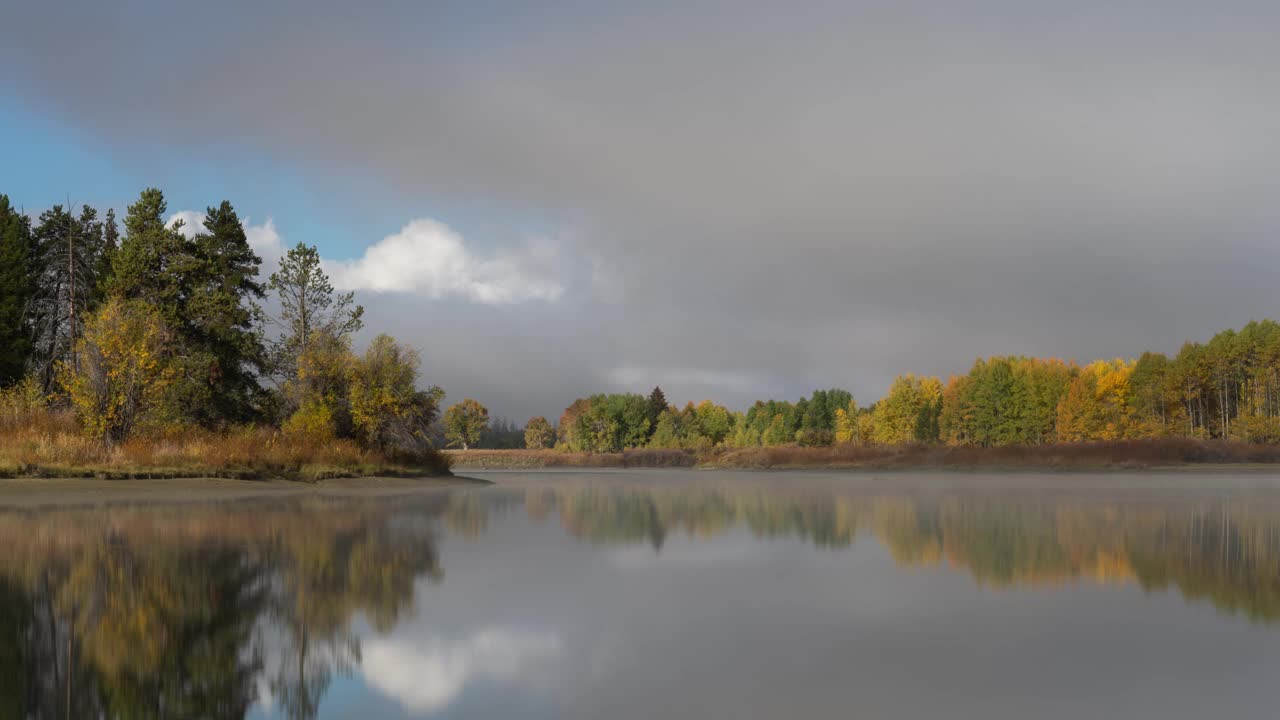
[0,493,447,719]
[1,477,1279,717]
[510,479,1280,621]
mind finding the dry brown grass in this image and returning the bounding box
[448,439,1280,471]
[0,406,450,481]
[447,447,697,469]
[707,438,1280,470]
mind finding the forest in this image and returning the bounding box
[534,319,1280,455]
[5,187,1280,476]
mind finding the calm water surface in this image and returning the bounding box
[6,470,1280,718]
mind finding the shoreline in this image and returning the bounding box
[0,475,486,508]
[445,441,1280,472]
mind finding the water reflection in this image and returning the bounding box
[513,477,1280,620]
[1,474,1279,717]
[0,494,447,718]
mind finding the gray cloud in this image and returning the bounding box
[5,1,1280,419]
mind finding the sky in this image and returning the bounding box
[4,1,1280,421]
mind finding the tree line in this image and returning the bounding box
[7,188,1280,457]
[502,320,1280,452]
[0,189,455,465]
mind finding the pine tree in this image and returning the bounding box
[0,196,33,385]
[646,386,667,435]
[105,191,270,424]
[266,243,364,383]
[108,188,185,318]
[27,203,107,389]
[92,208,119,308]
[179,201,268,423]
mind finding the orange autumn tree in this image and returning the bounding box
[1055,359,1135,442]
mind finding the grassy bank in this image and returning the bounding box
[0,409,451,482]
[446,448,696,469]
[448,438,1280,471]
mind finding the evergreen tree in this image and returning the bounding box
[179,202,267,422]
[0,196,33,385]
[109,188,185,315]
[27,203,107,389]
[646,386,667,435]
[266,243,364,383]
[93,208,119,307]
[109,191,268,425]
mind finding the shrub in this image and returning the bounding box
[796,428,835,447]
[61,299,175,446]
[282,400,337,444]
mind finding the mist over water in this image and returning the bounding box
[4,471,1280,718]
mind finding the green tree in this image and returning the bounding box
[176,201,268,424]
[108,188,184,311]
[645,386,668,436]
[648,410,682,448]
[572,394,650,452]
[266,243,364,384]
[0,196,33,386]
[105,192,269,425]
[444,398,489,450]
[692,400,733,446]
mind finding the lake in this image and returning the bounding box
[5,469,1280,718]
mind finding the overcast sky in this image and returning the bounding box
[4,1,1280,420]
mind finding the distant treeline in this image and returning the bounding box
[526,321,1280,452]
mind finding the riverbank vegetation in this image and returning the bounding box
[485,320,1280,466]
[0,190,449,479]
[448,438,1280,470]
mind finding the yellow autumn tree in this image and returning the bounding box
[61,298,175,446]
[856,412,877,446]
[284,327,357,439]
[1055,359,1136,442]
[348,334,443,456]
[834,406,856,444]
[1092,358,1136,440]
[1054,372,1096,443]
[871,374,942,444]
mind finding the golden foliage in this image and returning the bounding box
[60,299,176,446]
[282,400,337,444]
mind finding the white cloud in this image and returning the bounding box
[169,211,563,304]
[166,210,285,272]
[244,218,286,271]
[166,210,204,238]
[361,627,562,712]
[325,219,564,304]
